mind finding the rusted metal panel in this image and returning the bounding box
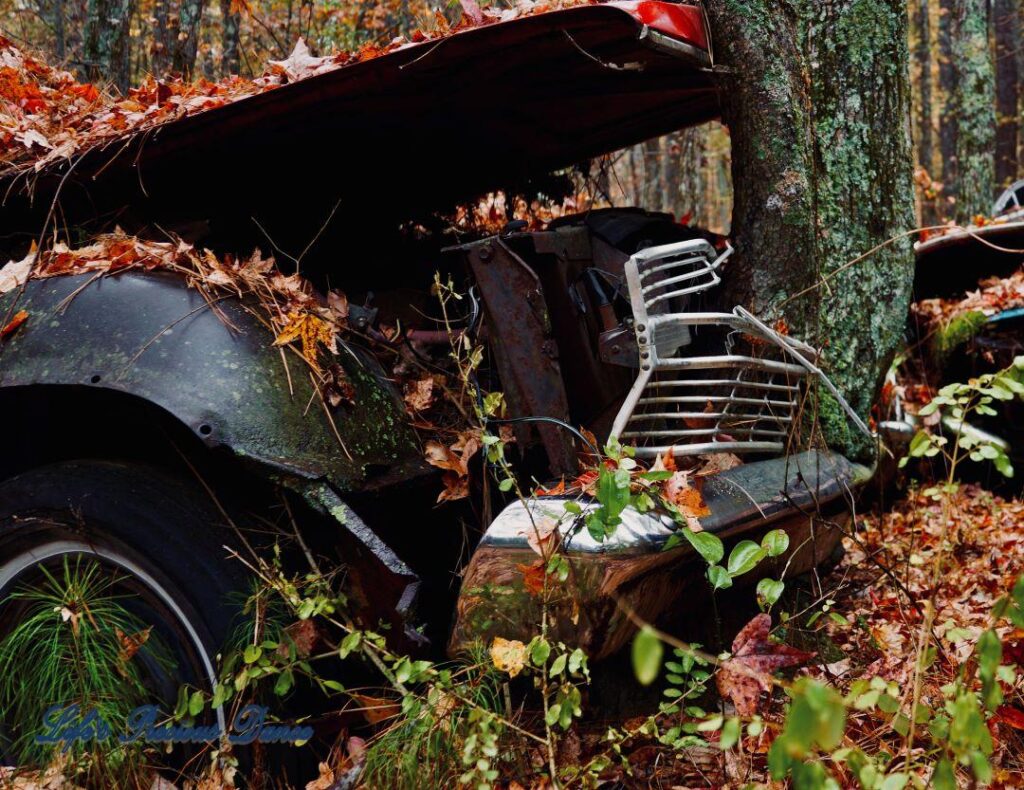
[450,450,866,658]
[460,237,579,476]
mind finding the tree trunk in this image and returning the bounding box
[950,0,996,219]
[172,0,205,78]
[994,0,1020,188]
[678,127,705,225]
[53,0,66,63]
[917,0,934,176]
[705,0,915,458]
[938,0,957,215]
[221,0,241,76]
[151,0,173,78]
[83,0,134,91]
[642,138,662,210]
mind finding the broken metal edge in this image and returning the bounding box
[300,480,427,652]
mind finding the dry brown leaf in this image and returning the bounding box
[116,626,152,663]
[0,248,35,294]
[304,762,334,790]
[1,309,29,339]
[696,452,744,476]
[403,376,435,413]
[715,614,815,716]
[349,692,401,725]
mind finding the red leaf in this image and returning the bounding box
[517,561,546,596]
[995,705,1024,731]
[459,0,484,25]
[716,614,815,716]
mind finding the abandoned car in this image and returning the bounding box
[0,0,870,741]
[898,180,1024,472]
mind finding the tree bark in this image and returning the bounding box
[151,0,174,78]
[221,0,241,76]
[53,0,66,63]
[705,0,916,458]
[678,127,705,224]
[916,0,934,176]
[172,0,205,78]
[994,0,1020,188]
[83,0,134,91]
[938,0,957,214]
[949,0,996,219]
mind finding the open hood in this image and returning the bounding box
[2,1,718,248]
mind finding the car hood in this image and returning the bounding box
[2,1,718,243]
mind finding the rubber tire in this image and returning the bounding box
[0,460,251,722]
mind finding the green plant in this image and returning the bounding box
[0,556,170,783]
[901,356,1024,478]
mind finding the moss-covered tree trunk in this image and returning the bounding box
[705,0,916,458]
[950,0,996,219]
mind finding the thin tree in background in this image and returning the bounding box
[916,0,936,224]
[172,0,205,77]
[949,0,995,219]
[221,0,241,76]
[916,0,934,173]
[994,0,1020,187]
[83,0,134,91]
[938,0,957,211]
[52,0,65,63]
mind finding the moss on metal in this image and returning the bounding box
[933,310,988,363]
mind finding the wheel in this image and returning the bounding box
[0,459,250,764]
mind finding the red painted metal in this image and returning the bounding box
[608,1,709,50]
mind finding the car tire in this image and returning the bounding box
[0,459,253,741]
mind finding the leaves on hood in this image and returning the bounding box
[0,0,600,179]
[0,309,28,339]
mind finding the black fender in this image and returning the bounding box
[0,270,427,646]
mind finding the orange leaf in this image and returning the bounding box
[535,479,566,496]
[0,309,28,339]
[517,561,546,596]
[995,705,1024,731]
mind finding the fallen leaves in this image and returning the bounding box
[403,375,437,413]
[273,311,338,371]
[0,247,34,294]
[490,636,528,677]
[715,614,814,716]
[115,626,152,664]
[914,265,1024,326]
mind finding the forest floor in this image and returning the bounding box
[533,483,1024,788]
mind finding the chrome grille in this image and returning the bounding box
[609,239,867,459]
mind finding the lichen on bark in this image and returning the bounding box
[949,0,996,219]
[706,0,916,459]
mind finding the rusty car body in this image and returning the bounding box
[0,0,870,722]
